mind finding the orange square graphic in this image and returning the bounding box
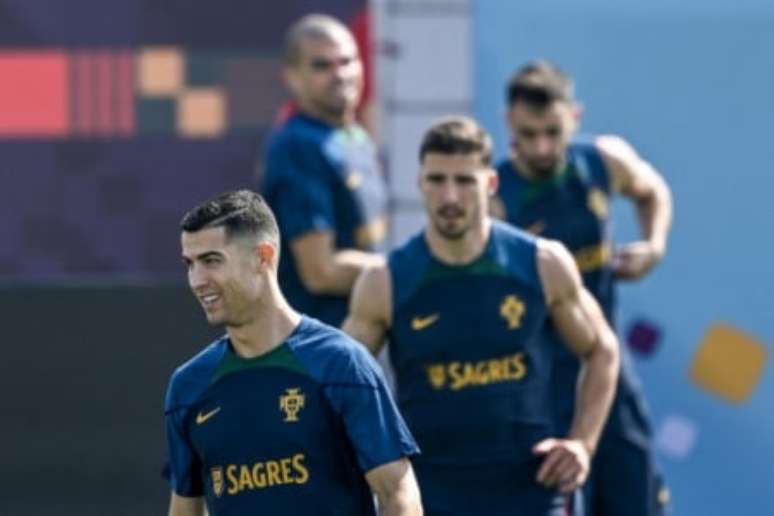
[691,323,768,404]
[0,51,69,136]
[177,88,226,138]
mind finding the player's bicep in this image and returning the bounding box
[597,135,663,198]
[538,239,599,356]
[551,286,611,357]
[342,266,391,355]
[168,492,205,516]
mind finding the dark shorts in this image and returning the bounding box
[412,457,580,516]
[554,350,670,516]
[583,380,670,516]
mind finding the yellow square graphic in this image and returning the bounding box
[137,47,185,96]
[691,323,768,404]
[177,88,226,138]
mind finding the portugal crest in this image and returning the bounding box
[500,295,526,330]
[587,188,609,220]
[210,467,224,498]
[279,388,305,423]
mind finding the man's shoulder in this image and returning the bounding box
[491,219,538,247]
[388,230,428,266]
[267,114,328,153]
[289,317,381,388]
[165,337,228,412]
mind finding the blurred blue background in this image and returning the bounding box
[474,1,773,514]
[1,0,772,514]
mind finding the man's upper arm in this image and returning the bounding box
[290,230,338,293]
[596,134,668,199]
[342,264,392,355]
[168,493,205,516]
[537,239,612,356]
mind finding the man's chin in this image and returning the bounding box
[204,312,226,326]
[435,224,467,241]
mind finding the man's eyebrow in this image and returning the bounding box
[182,250,224,262]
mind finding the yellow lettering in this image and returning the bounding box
[266,461,282,486]
[488,359,503,382]
[280,458,293,484]
[226,465,239,495]
[448,362,463,390]
[293,454,309,484]
[510,353,526,380]
[574,244,610,273]
[474,361,489,385]
[251,462,266,488]
[238,465,254,491]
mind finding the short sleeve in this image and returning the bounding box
[264,140,336,241]
[323,345,419,473]
[164,405,204,496]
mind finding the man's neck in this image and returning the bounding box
[227,290,301,359]
[425,218,492,266]
[512,154,565,183]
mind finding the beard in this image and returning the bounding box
[312,81,360,120]
[432,204,471,240]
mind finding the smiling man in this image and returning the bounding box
[343,117,620,515]
[163,190,422,516]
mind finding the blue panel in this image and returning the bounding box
[473,2,774,515]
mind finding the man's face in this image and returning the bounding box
[507,100,578,178]
[419,152,496,240]
[181,227,262,327]
[287,31,363,119]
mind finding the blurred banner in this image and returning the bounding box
[0,0,367,282]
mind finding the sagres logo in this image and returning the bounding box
[211,467,224,498]
[500,295,526,329]
[427,364,446,389]
[279,388,305,423]
[425,352,527,391]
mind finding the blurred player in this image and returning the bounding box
[164,190,422,516]
[343,117,619,515]
[494,61,673,516]
[260,14,387,326]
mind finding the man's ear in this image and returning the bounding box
[487,169,500,196]
[257,242,277,269]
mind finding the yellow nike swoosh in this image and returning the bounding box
[196,407,221,425]
[411,313,440,331]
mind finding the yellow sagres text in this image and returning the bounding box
[573,243,611,273]
[426,352,527,391]
[214,453,309,497]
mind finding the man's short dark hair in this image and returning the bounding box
[284,13,353,66]
[419,115,493,167]
[506,60,575,109]
[180,189,279,246]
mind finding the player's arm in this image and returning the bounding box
[167,493,206,516]
[291,231,385,295]
[597,135,673,280]
[533,239,620,493]
[366,458,423,516]
[342,264,392,355]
